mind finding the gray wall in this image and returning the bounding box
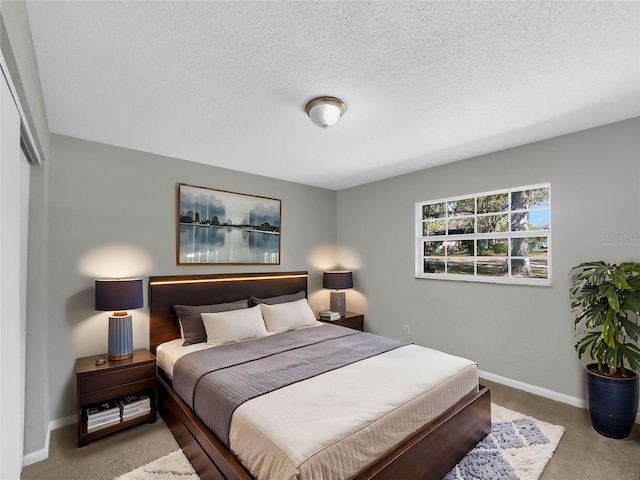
[27,119,640,457]
[337,118,640,402]
[27,134,337,454]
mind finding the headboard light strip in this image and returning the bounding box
[149,273,308,287]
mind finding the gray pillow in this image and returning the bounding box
[174,299,248,346]
[248,290,306,307]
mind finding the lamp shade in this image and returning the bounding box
[323,271,353,290]
[95,279,143,311]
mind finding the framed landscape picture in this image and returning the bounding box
[177,183,281,265]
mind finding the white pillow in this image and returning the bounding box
[201,305,267,345]
[260,298,321,333]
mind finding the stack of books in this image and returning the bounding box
[86,400,121,432]
[319,310,341,321]
[118,393,151,421]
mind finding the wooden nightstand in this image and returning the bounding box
[317,312,364,331]
[76,349,157,447]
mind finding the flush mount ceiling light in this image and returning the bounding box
[305,96,346,129]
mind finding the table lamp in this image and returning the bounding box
[95,278,143,360]
[323,271,353,316]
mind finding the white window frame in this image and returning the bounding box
[415,183,551,286]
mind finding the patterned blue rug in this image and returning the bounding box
[445,404,565,480]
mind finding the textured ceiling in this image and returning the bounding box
[26,1,639,190]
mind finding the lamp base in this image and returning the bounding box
[108,314,133,361]
[330,291,346,316]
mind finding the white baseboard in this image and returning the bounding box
[50,413,76,431]
[22,442,48,468]
[479,369,640,424]
[22,414,75,468]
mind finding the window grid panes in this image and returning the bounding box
[416,184,551,285]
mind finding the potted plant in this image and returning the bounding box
[570,261,640,438]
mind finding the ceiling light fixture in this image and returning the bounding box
[305,96,346,129]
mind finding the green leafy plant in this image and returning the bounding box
[570,261,640,377]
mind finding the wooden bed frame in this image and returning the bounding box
[149,271,491,480]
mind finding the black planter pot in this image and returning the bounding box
[586,364,639,439]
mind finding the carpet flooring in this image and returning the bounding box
[21,378,640,480]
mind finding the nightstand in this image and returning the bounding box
[317,311,364,331]
[76,349,157,447]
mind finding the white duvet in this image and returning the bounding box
[158,336,478,480]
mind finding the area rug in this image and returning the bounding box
[444,404,565,480]
[115,404,564,480]
[114,449,199,480]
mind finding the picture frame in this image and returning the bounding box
[177,183,281,265]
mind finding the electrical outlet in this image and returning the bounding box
[404,325,410,335]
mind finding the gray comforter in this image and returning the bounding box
[173,324,407,447]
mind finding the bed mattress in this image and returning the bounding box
[158,328,478,480]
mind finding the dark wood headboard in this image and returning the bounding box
[148,271,308,354]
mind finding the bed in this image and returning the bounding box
[149,271,491,480]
